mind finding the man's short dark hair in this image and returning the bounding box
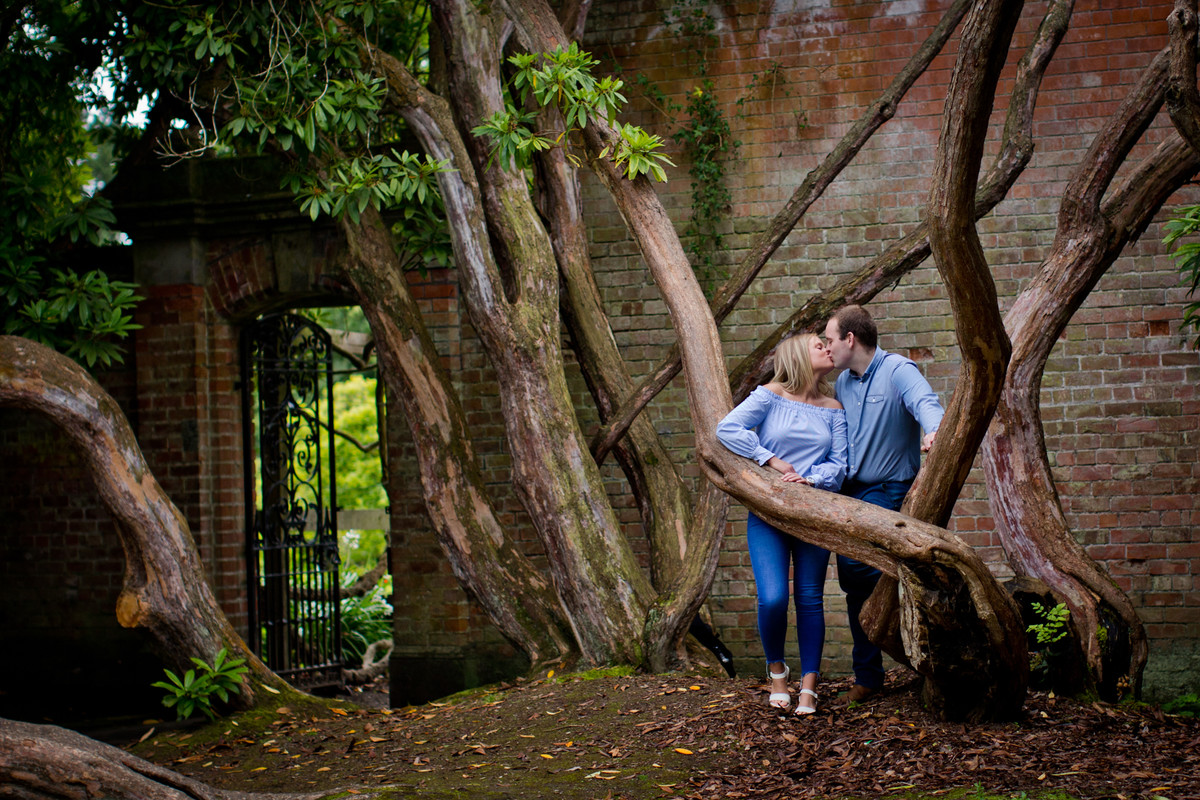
[831,304,878,349]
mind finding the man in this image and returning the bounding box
[823,304,944,702]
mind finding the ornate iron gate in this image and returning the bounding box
[241,313,342,687]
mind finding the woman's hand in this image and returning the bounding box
[767,457,811,484]
[766,456,797,477]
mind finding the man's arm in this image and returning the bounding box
[894,362,944,446]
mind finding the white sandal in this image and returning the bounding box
[794,687,818,715]
[767,664,791,710]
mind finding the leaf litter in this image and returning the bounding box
[130,668,1200,799]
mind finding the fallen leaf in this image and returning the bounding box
[262,685,281,694]
[139,727,156,743]
[540,754,554,759]
[674,748,693,755]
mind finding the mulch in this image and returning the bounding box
[136,668,1200,799]
[695,670,1200,799]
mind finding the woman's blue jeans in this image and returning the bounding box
[746,513,830,677]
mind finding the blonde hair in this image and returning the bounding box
[771,334,833,397]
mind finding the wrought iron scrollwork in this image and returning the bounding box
[241,313,342,687]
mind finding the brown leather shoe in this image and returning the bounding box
[845,684,878,703]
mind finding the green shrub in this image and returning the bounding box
[341,573,392,665]
[151,647,249,721]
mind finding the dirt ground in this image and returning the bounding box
[128,668,1200,799]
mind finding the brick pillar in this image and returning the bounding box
[134,285,248,632]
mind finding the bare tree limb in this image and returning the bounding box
[589,0,972,463]
[1168,0,1200,155]
[982,43,1192,699]
[0,336,292,705]
[1,717,322,800]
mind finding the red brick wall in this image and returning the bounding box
[9,0,1195,711]
[133,284,247,628]
[0,358,167,721]
[576,0,1200,697]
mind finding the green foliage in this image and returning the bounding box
[119,0,450,227]
[1026,601,1076,691]
[1,259,143,367]
[331,374,387,509]
[283,150,450,225]
[604,124,675,183]
[151,647,249,721]
[1163,204,1200,347]
[664,0,718,66]
[1162,692,1200,718]
[673,81,737,289]
[472,43,673,182]
[629,0,746,294]
[1027,601,1071,645]
[391,198,454,274]
[0,1,140,366]
[341,573,393,664]
[339,528,388,575]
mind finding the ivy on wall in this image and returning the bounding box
[628,1,797,297]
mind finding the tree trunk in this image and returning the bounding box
[0,717,316,800]
[538,143,698,595]
[336,211,575,667]
[982,45,1197,699]
[374,4,655,665]
[1168,0,1200,155]
[861,0,1075,668]
[0,336,292,707]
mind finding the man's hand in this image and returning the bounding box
[922,430,937,452]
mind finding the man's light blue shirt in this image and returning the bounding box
[834,348,944,486]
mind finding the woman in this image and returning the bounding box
[715,333,847,715]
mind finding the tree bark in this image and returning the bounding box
[0,717,318,800]
[538,143,698,594]
[336,211,575,667]
[0,336,292,707]
[1168,0,1200,155]
[499,0,1028,721]
[374,3,655,665]
[899,0,1026,714]
[982,45,1196,699]
[861,0,1075,667]
[590,0,972,462]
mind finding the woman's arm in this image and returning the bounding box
[802,411,848,491]
[716,389,785,469]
